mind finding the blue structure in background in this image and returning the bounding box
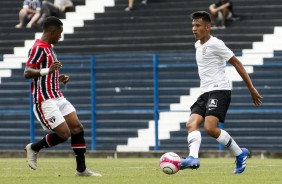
[90,56,97,150]
[29,80,35,143]
[26,53,227,151]
[153,54,159,151]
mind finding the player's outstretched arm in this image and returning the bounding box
[229,56,263,106]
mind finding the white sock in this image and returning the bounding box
[188,130,201,158]
[216,129,243,156]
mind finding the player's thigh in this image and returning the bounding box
[188,93,207,131]
[57,97,83,133]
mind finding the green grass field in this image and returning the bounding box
[0,157,281,184]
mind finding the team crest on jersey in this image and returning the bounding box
[48,116,56,123]
[208,99,218,108]
[202,46,207,55]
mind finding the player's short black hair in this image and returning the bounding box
[190,11,212,23]
[42,16,63,30]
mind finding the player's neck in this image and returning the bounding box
[40,34,51,45]
[200,35,211,45]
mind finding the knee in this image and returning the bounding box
[186,120,195,131]
[185,121,190,130]
[204,125,217,137]
[19,9,26,16]
[204,125,212,135]
[71,124,84,135]
[59,131,71,141]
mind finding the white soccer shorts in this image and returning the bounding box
[33,97,76,130]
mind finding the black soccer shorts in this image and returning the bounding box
[190,90,231,122]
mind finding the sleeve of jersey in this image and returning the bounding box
[215,40,234,62]
[26,46,43,68]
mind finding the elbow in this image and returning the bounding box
[209,4,215,11]
[24,71,32,79]
[209,6,213,11]
[24,74,30,79]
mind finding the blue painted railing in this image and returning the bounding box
[153,54,159,151]
[90,56,97,150]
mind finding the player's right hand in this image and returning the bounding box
[250,87,263,106]
[49,61,62,73]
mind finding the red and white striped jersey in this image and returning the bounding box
[26,39,63,103]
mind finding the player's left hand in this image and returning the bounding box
[59,74,69,84]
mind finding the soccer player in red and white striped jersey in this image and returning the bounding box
[24,16,101,177]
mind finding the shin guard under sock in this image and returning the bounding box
[71,131,86,172]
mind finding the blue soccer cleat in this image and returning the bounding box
[234,148,249,174]
[179,156,200,170]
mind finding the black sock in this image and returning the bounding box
[71,131,86,172]
[31,133,67,152]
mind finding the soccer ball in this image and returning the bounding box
[159,152,181,175]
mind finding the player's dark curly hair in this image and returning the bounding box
[42,16,63,30]
[190,11,212,23]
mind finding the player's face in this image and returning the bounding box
[192,18,210,43]
[51,26,63,45]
